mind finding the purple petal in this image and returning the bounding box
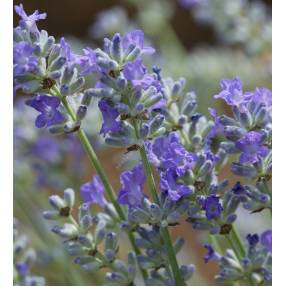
[48,110,65,126]
[35,114,47,128]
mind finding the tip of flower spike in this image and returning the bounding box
[246,233,259,247]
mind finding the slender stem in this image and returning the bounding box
[139,146,160,204]
[225,227,256,286]
[77,129,125,219]
[68,215,80,228]
[160,227,185,286]
[230,227,246,258]
[50,87,148,281]
[131,119,184,285]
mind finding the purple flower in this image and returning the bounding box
[80,48,99,75]
[26,95,65,128]
[246,233,259,247]
[123,59,161,91]
[98,100,122,136]
[160,168,193,201]
[13,42,38,76]
[203,244,221,263]
[122,30,155,55]
[214,77,251,107]
[146,132,194,171]
[117,164,146,207]
[31,136,60,162]
[60,37,84,68]
[16,262,29,276]
[231,181,246,195]
[261,230,272,253]
[248,87,272,108]
[14,4,46,32]
[200,195,223,220]
[235,131,269,164]
[80,176,107,207]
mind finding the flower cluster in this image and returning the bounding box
[80,30,166,149]
[211,77,272,212]
[185,0,272,54]
[43,189,140,286]
[14,4,89,134]
[204,230,272,285]
[14,3,272,286]
[14,219,45,286]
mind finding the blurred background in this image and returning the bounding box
[14,0,272,285]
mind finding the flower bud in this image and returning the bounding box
[62,66,75,84]
[82,88,97,102]
[74,256,95,265]
[76,105,87,121]
[50,57,66,71]
[80,215,93,231]
[180,264,195,281]
[111,33,123,63]
[105,232,117,251]
[69,77,85,93]
[125,45,140,62]
[144,93,163,109]
[140,123,150,138]
[106,272,127,283]
[81,260,103,272]
[48,44,61,64]
[239,111,253,129]
[49,70,61,79]
[197,160,213,177]
[149,114,165,134]
[231,163,257,178]
[49,195,65,210]
[64,188,75,208]
[52,224,78,239]
[43,36,55,56]
[173,237,185,254]
[43,210,60,220]
[78,234,93,248]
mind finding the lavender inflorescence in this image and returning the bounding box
[14,219,45,286]
[14,3,272,286]
[204,230,272,284]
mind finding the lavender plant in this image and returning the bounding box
[14,219,45,286]
[14,3,272,286]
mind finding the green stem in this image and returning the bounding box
[230,227,246,258]
[225,227,256,286]
[68,215,80,228]
[50,87,148,281]
[131,119,184,286]
[160,227,185,286]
